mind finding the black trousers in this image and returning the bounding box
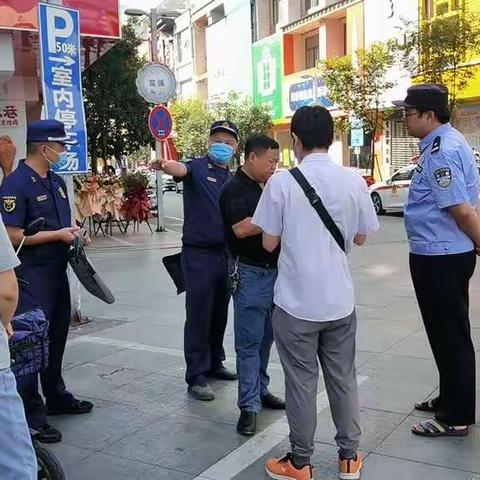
[16,264,74,428]
[410,251,476,426]
[182,246,230,386]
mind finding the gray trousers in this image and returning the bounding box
[272,306,361,460]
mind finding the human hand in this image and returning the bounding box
[57,226,80,244]
[74,228,91,246]
[150,160,162,170]
[410,155,420,165]
[150,159,172,171]
[5,323,13,338]
[0,136,16,176]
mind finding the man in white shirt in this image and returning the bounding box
[253,106,379,480]
[0,213,37,480]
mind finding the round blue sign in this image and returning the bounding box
[149,106,173,141]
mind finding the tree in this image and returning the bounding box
[170,92,272,160]
[127,145,152,170]
[83,23,153,173]
[212,92,273,157]
[170,99,213,158]
[400,4,480,112]
[320,41,397,176]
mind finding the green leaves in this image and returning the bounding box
[399,5,480,111]
[320,41,396,135]
[170,99,213,158]
[170,92,272,158]
[82,22,153,172]
[319,41,397,175]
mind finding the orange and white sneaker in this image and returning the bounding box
[339,453,363,480]
[265,453,313,480]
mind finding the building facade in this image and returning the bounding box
[173,0,253,103]
[0,0,121,169]
[364,0,418,179]
[421,0,480,153]
[251,0,368,167]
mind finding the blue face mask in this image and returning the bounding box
[55,152,69,169]
[45,146,69,168]
[209,143,234,164]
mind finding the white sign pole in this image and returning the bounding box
[150,8,165,232]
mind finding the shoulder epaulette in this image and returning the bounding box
[431,136,441,154]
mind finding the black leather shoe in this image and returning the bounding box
[261,393,286,410]
[48,399,93,415]
[31,424,62,444]
[207,366,238,381]
[237,411,256,436]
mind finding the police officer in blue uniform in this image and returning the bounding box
[161,121,238,401]
[393,85,480,437]
[0,120,93,443]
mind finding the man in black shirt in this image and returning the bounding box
[220,135,285,436]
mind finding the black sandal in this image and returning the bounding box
[414,399,438,413]
[412,419,469,437]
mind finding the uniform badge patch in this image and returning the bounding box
[58,187,67,199]
[434,167,451,188]
[37,195,48,202]
[207,176,217,183]
[3,196,16,212]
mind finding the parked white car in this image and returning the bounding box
[369,165,416,214]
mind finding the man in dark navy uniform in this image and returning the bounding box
[161,121,238,401]
[0,120,93,443]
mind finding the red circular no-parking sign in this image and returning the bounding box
[149,105,173,141]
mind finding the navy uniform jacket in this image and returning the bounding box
[180,156,232,249]
[0,160,71,271]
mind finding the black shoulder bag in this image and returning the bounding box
[289,167,345,253]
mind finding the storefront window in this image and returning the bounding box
[348,132,372,171]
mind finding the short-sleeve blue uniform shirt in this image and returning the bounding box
[405,123,480,255]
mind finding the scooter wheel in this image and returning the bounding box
[34,439,66,480]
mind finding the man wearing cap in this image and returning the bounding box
[160,121,238,400]
[393,84,480,438]
[0,120,93,444]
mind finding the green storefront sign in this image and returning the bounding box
[252,35,283,121]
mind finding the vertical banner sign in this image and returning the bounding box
[38,3,88,174]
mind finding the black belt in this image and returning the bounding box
[238,256,277,270]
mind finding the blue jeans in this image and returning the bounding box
[0,368,36,480]
[233,263,277,413]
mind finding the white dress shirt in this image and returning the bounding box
[252,153,379,322]
[0,215,20,369]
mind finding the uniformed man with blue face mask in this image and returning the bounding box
[393,85,480,438]
[0,120,93,444]
[161,121,238,401]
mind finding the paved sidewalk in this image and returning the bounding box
[48,217,480,480]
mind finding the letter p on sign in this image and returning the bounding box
[46,7,74,54]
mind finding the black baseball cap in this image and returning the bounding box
[392,84,449,110]
[210,120,239,141]
[27,120,76,144]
